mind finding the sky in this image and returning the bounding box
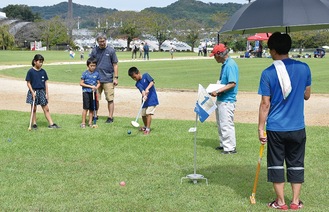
[0,0,247,11]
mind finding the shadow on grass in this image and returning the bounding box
[183,163,272,204]
[180,136,273,205]
[196,137,218,149]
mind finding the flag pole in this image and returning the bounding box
[181,112,208,185]
[193,113,198,175]
[181,84,214,185]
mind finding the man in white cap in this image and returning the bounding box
[209,43,239,154]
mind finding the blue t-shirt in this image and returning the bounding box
[217,57,239,102]
[25,68,49,90]
[90,45,118,83]
[81,70,100,93]
[143,45,149,52]
[135,73,159,107]
[258,58,312,131]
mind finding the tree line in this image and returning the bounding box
[1,1,329,52]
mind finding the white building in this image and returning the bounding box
[0,12,6,19]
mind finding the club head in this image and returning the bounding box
[250,195,256,204]
[188,127,197,133]
[131,121,140,128]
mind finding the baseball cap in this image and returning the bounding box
[209,43,227,57]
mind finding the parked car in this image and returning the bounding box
[160,40,191,52]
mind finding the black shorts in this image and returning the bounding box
[82,92,97,110]
[267,129,306,183]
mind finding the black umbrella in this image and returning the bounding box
[219,0,329,34]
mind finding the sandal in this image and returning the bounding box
[290,200,304,210]
[268,199,288,210]
[80,124,86,128]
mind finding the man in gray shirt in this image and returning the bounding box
[90,34,119,123]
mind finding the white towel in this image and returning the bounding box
[273,60,292,99]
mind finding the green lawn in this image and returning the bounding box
[0,50,197,65]
[0,111,328,211]
[0,51,328,210]
[0,50,328,93]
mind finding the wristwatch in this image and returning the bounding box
[114,76,119,79]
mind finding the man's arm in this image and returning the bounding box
[113,63,118,86]
[258,95,270,143]
[304,86,311,100]
[210,82,236,97]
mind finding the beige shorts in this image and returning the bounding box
[142,106,157,116]
[98,83,114,102]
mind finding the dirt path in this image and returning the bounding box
[0,63,328,126]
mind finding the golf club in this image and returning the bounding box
[131,99,145,128]
[92,91,98,128]
[250,141,265,204]
[28,93,35,131]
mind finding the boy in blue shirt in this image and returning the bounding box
[80,57,100,128]
[128,67,159,135]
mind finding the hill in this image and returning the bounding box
[28,0,242,28]
[30,2,117,20]
[143,0,242,26]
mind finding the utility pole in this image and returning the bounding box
[67,0,73,39]
[78,16,80,30]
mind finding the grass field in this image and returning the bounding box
[0,51,328,210]
[0,50,196,65]
[0,111,328,211]
[1,50,328,93]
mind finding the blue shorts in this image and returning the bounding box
[26,89,48,106]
